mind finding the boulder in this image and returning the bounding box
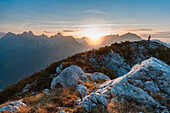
[56,62,65,74]
[0,100,26,112]
[111,83,159,108]
[45,89,51,94]
[90,72,110,81]
[81,92,107,112]
[76,84,88,98]
[89,92,107,105]
[70,65,89,81]
[81,99,93,112]
[51,67,82,89]
[22,84,31,93]
[97,57,170,112]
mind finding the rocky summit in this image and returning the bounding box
[0,40,169,113]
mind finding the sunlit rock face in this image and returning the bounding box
[94,57,170,112]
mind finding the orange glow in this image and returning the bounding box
[81,28,108,45]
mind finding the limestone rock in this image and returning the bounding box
[90,72,110,81]
[45,89,51,94]
[70,65,89,81]
[76,84,88,98]
[0,100,26,112]
[51,67,82,89]
[97,57,170,112]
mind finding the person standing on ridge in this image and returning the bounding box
[148,35,151,41]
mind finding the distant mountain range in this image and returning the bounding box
[0,31,151,90]
[76,32,142,48]
[0,31,86,91]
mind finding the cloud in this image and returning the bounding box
[155,31,170,36]
[74,24,118,28]
[43,31,54,34]
[140,31,170,38]
[126,28,153,32]
[84,9,107,14]
[62,30,81,32]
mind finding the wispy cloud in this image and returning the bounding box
[74,24,119,28]
[43,31,54,34]
[84,9,107,15]
[140,31,170,38]
[125,28,153,32]
[62,30,81,32]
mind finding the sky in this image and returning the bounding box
[0,0,170,42]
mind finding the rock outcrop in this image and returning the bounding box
[51,67,83,89]
[70,65,89,81]
[44,89,51,94]
[89,50,131,76]
[81,92,107,112]
[0,100,26,112]
[56,62,65,74]
[94,57,170,112]
[90,72,111,81]
[76,84,88,98]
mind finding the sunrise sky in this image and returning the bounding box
[0,0,170,42]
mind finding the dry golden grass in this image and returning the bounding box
[107,99,148,113]
[0,100,13,108]
[74,104,107,113]
[18,106,32,113]
[17,88,79,112]
[23,93,43,104]
[0,96,24,108]
[84,81,94,88]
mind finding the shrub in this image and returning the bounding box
[97,67,117,79]
[62,62,74,69]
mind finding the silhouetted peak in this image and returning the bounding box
[122,32,137,36]
[2,32,16,39]
[6,32,16,35]
[28,31,34,35]
[120,32,141,39]
[56,32,63,36]
[22,31,34,36]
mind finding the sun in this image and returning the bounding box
[81,28,108,45]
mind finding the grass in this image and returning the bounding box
[107,99,148,113]
[20,88,80,112]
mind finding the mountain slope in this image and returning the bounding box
[0,40,169,109]
[0,40,169,112]
[0,31,86,91]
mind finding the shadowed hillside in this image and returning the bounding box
[0,32,87,91]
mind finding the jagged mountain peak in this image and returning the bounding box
[56,32,62,36]
[21,31,34,37]
[120,32,141,39]
[2,32,16,39]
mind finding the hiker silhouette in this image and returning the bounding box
[148,35,151,41]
